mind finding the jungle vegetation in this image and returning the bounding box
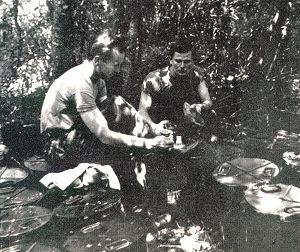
[0,0,300,134]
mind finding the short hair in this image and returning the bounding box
[87,35,127,61]
[169,39,194,59]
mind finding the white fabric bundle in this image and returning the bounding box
[40,163,120,190]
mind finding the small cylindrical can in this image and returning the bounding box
[166,189,181,205]
[154,213,172,228]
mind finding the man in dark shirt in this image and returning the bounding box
[138,39,214,138]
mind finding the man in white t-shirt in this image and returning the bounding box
[40,36,174,169]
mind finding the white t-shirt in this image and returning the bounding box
[40,61,107,132]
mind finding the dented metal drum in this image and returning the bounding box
[213,158,281,188]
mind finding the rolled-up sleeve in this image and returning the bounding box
[142,79,155,96]
[75,91,97,113]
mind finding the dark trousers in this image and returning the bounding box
[42,96,143,171]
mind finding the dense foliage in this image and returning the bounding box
[0,0,299,132]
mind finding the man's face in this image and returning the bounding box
[170,51,194,77]
[98,48,125,78]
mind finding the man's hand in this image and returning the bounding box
[132,112,150,137]
[190,103,203,114]
[147,135,174,149]
[151,120,174,136]
[183,102,204,126]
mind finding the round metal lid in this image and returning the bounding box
[0,187,43,209]
[212,158,281,187]
[0,241,61,252]
[0,166,29,185]
[0,205,52,238]
[53,188,122,219]
[244,184,300,219]
[63,215,147,252]
[24,156,51,172]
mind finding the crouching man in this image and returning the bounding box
[40,35,174,170]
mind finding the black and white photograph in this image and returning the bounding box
[0,0,300,251]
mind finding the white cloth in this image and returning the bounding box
[40,163,120,190]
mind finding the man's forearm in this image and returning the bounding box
[81,108,152,149]
[98,129,155,149]
[138,109,158,131]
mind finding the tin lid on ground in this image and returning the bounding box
[213,158,281,187]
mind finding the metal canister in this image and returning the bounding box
[153,213,172,228]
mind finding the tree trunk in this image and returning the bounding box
[12,0,23,78]
[125,0,143,105]
[51,0,77,79]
